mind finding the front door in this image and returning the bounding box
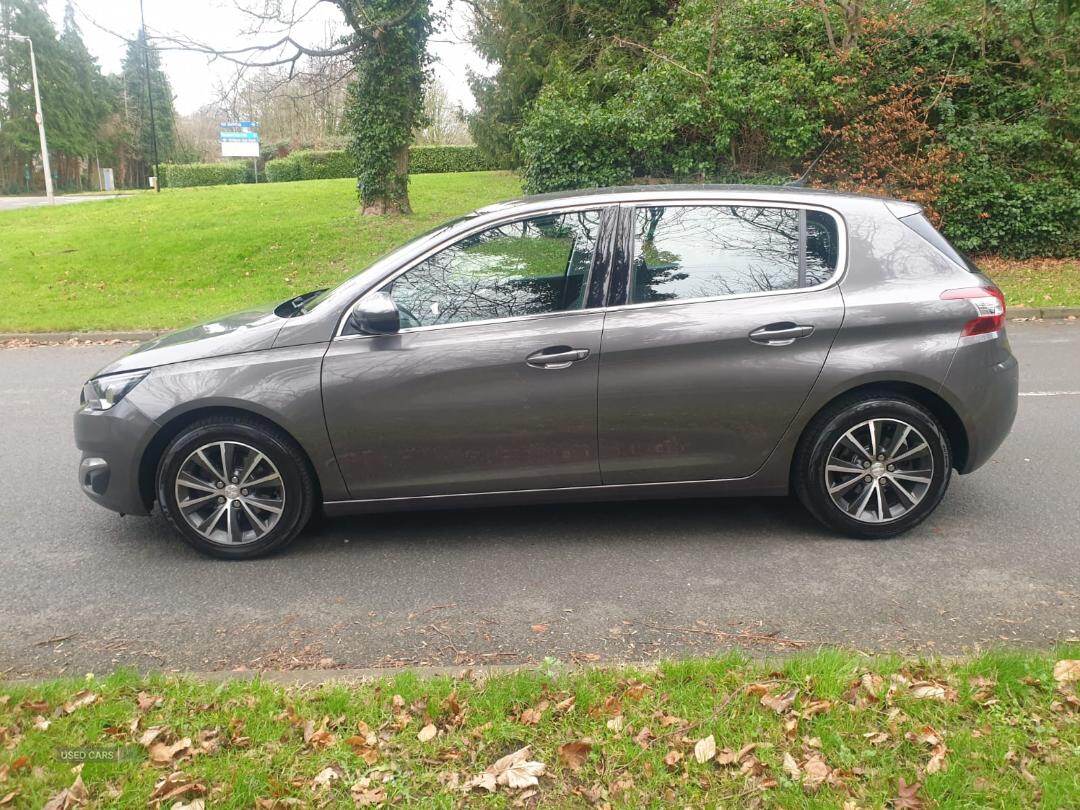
[323,208,610,500]
[598,202,846,483]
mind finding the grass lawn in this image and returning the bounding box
[1,649,1077,808]
[2,176,1076,332]
[978,257,1080,310]
[0,173,521,332]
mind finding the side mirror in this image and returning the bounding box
[348,292,400,335]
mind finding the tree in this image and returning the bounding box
[120,28,177,186]
[0,0,115,191]
[153,0,433,215]
[464,0,675,165]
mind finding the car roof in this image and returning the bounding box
[475,183,917,216]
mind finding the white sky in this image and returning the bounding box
[49,0,486,115]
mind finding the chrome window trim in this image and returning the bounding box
[333,202,612,339]
[332,194,848,340]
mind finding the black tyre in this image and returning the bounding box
[156,415,315,559]
[793,394,951,539]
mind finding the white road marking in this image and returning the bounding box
[1019,391,1080,397]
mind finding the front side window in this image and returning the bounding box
[630,205,840,304]
[379,210,602,328]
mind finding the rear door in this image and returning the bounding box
[598,202,846,484]
[322,207,615,500]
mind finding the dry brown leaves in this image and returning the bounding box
[148,771,206,806]
[61,691,97,716]
[557,740,592,771]
[42,773,89,810]
[464,745,546,793]
[905,726,948,775]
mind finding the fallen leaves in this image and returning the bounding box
[905,725,948,774]
[693,734,716,764]
[464,746,546,793]
[311,764,344,788]
[148,772,206,806]
[1052,659,1079,684]
[417,723,438,743]
[42,774,88,810]
[891,777,925,809]
[148,737,192,766]
[557,740,591,771]
[61,691,97,715]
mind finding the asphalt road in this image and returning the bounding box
[0,194,126,212]
[2,323,1077,678]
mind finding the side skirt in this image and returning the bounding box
[322,476,789,517]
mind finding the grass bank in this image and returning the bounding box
[1,177,1075,332]
[1,648,1077,807]
[0,173,521,332]
[980,257,1080,310]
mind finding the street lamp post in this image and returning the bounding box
[11,34,54,204]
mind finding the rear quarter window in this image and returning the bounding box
[900,214,979,273]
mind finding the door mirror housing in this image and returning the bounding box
[348,292,400,335]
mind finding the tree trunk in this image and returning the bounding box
[361,146,411,215]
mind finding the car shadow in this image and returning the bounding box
[292,495,839,558]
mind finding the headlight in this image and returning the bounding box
[81,370,149,411]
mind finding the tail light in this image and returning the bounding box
[940,286,1006,337]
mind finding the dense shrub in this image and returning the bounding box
[160,162,251,188]
[265,146,500,182]
[502,0,1078,256]
[264,149,354,182]
[410,146,502,173]
[939,162,1080,259]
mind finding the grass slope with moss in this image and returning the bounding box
[1,649,1077,808]
[0,173,521,333]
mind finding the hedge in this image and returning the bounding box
[160,162,251,188]
[264,146,501,182]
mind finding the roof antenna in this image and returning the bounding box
[785,132,839,188]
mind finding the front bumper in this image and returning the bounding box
[73,398,158,516]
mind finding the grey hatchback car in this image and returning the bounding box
[75,185,1018,558]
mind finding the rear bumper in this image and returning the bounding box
[943,333,1019,474]
[73,399,158,516]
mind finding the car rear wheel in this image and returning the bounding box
[156,415,315,559]
[794,395,951,539]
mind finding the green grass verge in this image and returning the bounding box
[2,648,1077,807]
[980,257,1080,309]
[0,173,521,332]
[2,179,1076,332]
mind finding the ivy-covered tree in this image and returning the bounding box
[344,0,431,214]
[155,0,433,215]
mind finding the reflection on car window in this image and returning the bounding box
[630,205,839,304]
[381,210,601,327]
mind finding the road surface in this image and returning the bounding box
[0,194,126,212]
[1,322,1077,678]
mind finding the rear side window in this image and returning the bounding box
[629,205,840,304]
[900,214,979,273]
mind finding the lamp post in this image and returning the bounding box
[10,34,54,204]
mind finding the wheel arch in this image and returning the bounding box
[138,405,323,511]
[791,380,969,477]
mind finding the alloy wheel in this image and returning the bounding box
[824,418,934,524]
[173,440,285,545]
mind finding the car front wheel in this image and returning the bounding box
[794,395,952,539]
[156,415,315,559]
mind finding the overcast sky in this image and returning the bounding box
[50,0,486,115]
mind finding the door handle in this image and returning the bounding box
[526,346,591,369]
[748,322,815,346]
